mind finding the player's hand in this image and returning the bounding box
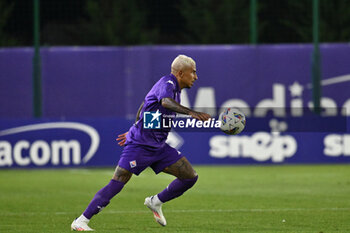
[189,111,211,121]
[116,131,128,146]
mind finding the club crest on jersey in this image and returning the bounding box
[129,160,137,168]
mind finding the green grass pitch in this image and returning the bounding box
[0,165,350,233]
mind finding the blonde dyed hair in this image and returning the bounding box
[171,54,196,72]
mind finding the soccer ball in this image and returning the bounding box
[219,108,246,135]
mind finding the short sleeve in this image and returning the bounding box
[155,79,175,102]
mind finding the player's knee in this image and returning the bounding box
[112,166,132,184]
[191,175,198,186]
[193,174,198,183]
[184,169,198,180]
[183,175,198,189]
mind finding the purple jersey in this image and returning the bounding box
[126,74,181,148]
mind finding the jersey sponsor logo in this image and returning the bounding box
[0,122,100,167]
[144,110,161,129]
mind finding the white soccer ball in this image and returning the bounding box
[219,108,246,135]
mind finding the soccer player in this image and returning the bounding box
[71,54,211,231]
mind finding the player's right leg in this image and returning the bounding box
[71,166,132,231]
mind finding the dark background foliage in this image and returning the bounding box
[0,0,349,46]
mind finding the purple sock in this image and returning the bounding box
[157,176,198,203]
[83,179,124,219]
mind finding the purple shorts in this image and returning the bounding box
[118,143,183,175]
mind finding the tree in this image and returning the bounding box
[0,0,19,46]
[179,0,250,44]
[259,0,350,43]
[320,0,350,42]
[77,0,158,45]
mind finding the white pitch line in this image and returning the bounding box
[1,208,349,216]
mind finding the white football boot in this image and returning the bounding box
[144,195,167,226]
[71,218,95,231]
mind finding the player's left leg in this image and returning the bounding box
[159,156,198,202]
[144,156,198,226]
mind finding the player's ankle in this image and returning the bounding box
[153,195,163,205]
[77,214,90,223]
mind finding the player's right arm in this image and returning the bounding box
[161,97,211,121]
[116,132,128,146]
[116,101,144,146]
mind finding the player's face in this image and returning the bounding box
[180,64,198,89]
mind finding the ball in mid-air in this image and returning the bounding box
[219,108,246,135]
